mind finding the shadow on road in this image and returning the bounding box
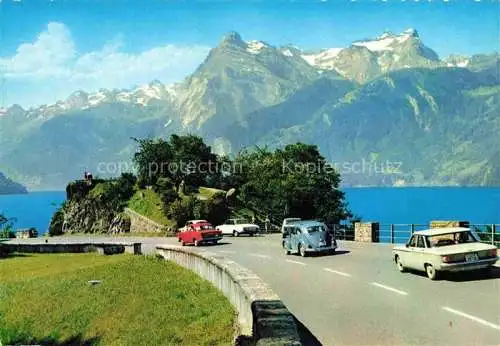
[404,266,500,282]
[309,250,350,257]
[207,241,232,246]
[442,266,500,282]
[293,314,323,346]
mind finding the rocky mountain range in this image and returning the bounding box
[0,29,498,189]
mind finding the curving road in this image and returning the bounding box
[8,234,500,345]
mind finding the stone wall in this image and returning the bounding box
[355,222,380,242]
[155,245,302,345]
[124,208,175,235]
[430,220,470,228]
[0,242,141,256]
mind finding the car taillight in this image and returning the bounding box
[442,255,451,263]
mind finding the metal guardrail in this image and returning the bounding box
[331,223,500,247]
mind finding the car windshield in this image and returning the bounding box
[197,224,213,230]
[426,231,479,247]
[305,225,326,233]
[234,219,249,224]
[284,218,301,225]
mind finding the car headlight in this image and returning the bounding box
[441,255,451,263]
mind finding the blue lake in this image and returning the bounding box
[0,187,499,238]
[0,191,66,235]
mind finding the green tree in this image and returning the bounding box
[0,213,16,238]
[132,137,173,187]
[132,135,220,192]
[155,177,180,214]
[168,134,219,192]
[200,192,231,226]
[167,196,201,228]
[232,143,352,225]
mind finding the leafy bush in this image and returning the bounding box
[0,213,16,238]
[0,225,15,239]
[48,207,65,236]
[200,192,231,226]
[167,197,200,228]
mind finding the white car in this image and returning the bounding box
[216,218,260,237]
[393,227,498,280]
[281,218,301,234]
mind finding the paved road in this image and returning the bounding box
[7,234,500,345]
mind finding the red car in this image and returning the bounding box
[177,221,223,246]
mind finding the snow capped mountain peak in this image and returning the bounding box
[246,40,268,54]
[351,28,420,52]
[301,48,344,69]
[403,28,418,37]
[18,80,180,119]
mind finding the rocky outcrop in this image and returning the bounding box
[51,198,131,235]
[49,179,133,235]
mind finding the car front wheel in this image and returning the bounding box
[396,256,405,272]
[425,264,438,280]
[298,244,307,257]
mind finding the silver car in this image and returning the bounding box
[283,220,337,257]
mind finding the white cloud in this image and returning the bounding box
[0,22,75,78]
[0,22,211,107]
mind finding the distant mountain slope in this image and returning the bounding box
[255,68,500,186]
[219,77,357,153]
[0,29,498,189]
[2,102,175,189]
[175,32,342,138]
[0,172,28,195]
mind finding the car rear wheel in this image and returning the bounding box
[284,246,290,255]
[233,230,239,237]
[298,244,307,257]
[425,264,438,280]
[396,256,405,272]
[194,239,200,247]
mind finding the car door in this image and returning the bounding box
[403,235,418,269]
[221,220,232,235]
[413,235,427,271]
[290,227,300,253]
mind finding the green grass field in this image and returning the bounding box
[0,253,235,345]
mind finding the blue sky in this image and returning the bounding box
[0,0,498,108]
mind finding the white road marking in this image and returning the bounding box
[442,306,500,331]
[218,250,236,254]
[323,268,352,277]
[370,282,408,296]
[249,253,270,259]
[285,259,306,266]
